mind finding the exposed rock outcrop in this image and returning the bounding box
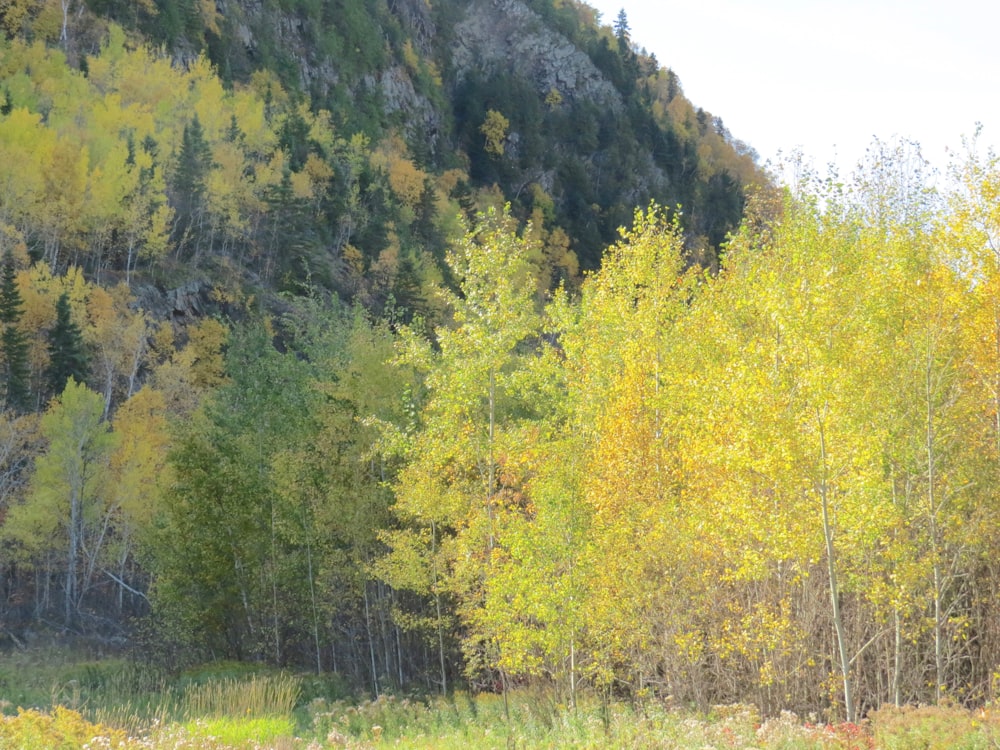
[131,281,213,326]
[452,0,622,109]
[377,65,445,157]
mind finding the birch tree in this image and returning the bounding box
[380,206,552,693]
[2,379,115,625]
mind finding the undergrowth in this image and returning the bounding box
[4,649,1000,748]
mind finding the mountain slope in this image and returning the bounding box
[0,0,765,307]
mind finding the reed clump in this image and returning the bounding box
[181,672,301,720]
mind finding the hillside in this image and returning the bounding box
[155,0,764,267]
[0,0,763,306]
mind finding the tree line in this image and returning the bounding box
[5,132,1000,721]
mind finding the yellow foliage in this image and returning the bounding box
[230,88,273,153]
[388,155,426,209]
[401,40,421,77]
[372,134,427,210]
[480,109,509,157]
[437,168,466,196]
[0,0,36,36]
[189,56,229,138]
[110,386,171,528]
[30,0,61,42]
[303,152,334,187]
[290,169,313,200]
[206,141,254,235]
[182,318,229,389]
[665,95,696,141]
[0,224,29,261]
[198,0,221,35]
[371,234,400,279]
[19,264,88,379]
[0,707,127,748]
[306,106,337,155]
[151,318,229,417]
[342,243,364,275]
[248,68,288,110]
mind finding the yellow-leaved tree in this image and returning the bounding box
[551,206,707,698]
[1,379,116,626]
[378,207,559,698]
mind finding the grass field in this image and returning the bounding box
[0,648,998,748]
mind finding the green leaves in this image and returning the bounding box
[3,378,116,623]
[381,206,568,686]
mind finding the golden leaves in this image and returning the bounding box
[479,109,509,158]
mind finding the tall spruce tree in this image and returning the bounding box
[263,167,318,285]
[170,114,212,257]
[46,292,88,398]
[0,250,29,411]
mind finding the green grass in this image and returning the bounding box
[306,693,846,749]
[5,648,1000,748]
[181,673,300,720]
[181,715,296,748]
[0,648,307,747]
[302,693,1000,749]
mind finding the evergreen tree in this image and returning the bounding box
[170,115,213,257]
[412,177,442,255]
[46,292,88,397]
[278,109,313,171]
[613,9,630,43]
[263,167,320,286]
[0,250,30,411]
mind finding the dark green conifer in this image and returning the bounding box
[412,177,441,251]
[278,110,313,171]
[264,167,320,286]
[614,9,630,43]
[170,115,213,256]
[46,292,88,398]
[0,250,29,411]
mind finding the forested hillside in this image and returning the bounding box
[0,0,761,289]
[5,0,1000,727]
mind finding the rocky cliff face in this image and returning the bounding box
[218,0,623,162]
[376,64,445,156]
[451,0,622,110]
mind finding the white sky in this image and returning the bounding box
[584,0,1000,179]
